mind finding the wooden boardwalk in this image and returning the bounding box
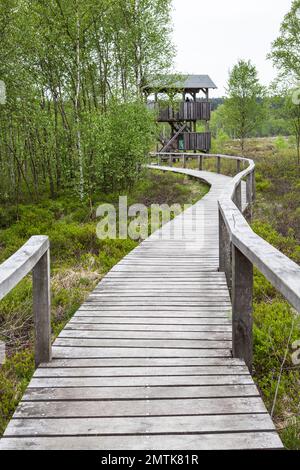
[0,166,283,450]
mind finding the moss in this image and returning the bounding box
[0,351,34,435]
[280,418,300,450]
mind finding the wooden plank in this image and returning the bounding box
[38,357,245,368]
[29,375,253,388]
[34,365,249,377]
[75,308,232,315]
[52,346,232,358]
[21,384,260,401]
[58,330,232,341]
[54,338,232,349]
[0,432,283,450]
[4,414,275,436]
[70,317,232,325]
[65,323,232,332]
[14,397,267,418]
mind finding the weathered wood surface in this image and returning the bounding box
[182,132,211,151]
[0,235,51,367]
[154,101,211,122]
[0,166,283,450]
[218,158,300,313]
[0,236,49,301]
[0,340,5,365]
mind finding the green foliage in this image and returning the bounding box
[275,136,288,151]
[211,130,230,154]
[0,0,173,202]
[0,350,34,435]
[252,221,300,263]
[253,301,300,415]
[269,0,300,82]
[268,0,300,165]
[283,92,300,164]
[222,60,266,152]
[280,418,300,450]
[85,101,156,194]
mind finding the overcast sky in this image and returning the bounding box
[171,0,292,97]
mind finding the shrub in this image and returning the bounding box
[275,136,288,151]
[253,301,300,415]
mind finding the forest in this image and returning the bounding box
[0,0,173,202]
[0,0,300,452]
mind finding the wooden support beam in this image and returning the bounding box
[244,173,253,223]
[233,182,242,211]
[33,250,51,368]
[198,155,203,171]
[246,173,252,204]
[217,156,221,174]
[252,169,256,202]
[232,245,253,372]
[219,209,232,292]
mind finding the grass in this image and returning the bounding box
[0,168,209,436]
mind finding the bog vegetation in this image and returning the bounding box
[0,169,208,435]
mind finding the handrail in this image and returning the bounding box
[219,158,300,312]
[0,236,51,367]
[149,152,300,371]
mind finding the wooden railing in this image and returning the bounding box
[149,152,300,372]
[150,151,244,173]
[0,236,51,368]
[148,101,211,122]
[180,132,211,152]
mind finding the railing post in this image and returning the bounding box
[232,244,253,372]
[233,182,242,211]
[219,208,232,292]
[246,173,252,204]
[237,159,241,173]
[158,154,161,166]
[245,173,253,222]
[217,156,221,174]
[0,340,5,365]
[183,154,186,168]
[33,249,51,368]
[169,154,173,166]
[198,155,203,171]
[252,169,256,202]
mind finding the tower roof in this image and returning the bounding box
[144,74,217,93]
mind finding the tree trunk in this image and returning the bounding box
[75,7,84,200]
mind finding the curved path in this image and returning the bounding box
[0,166,283,450]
